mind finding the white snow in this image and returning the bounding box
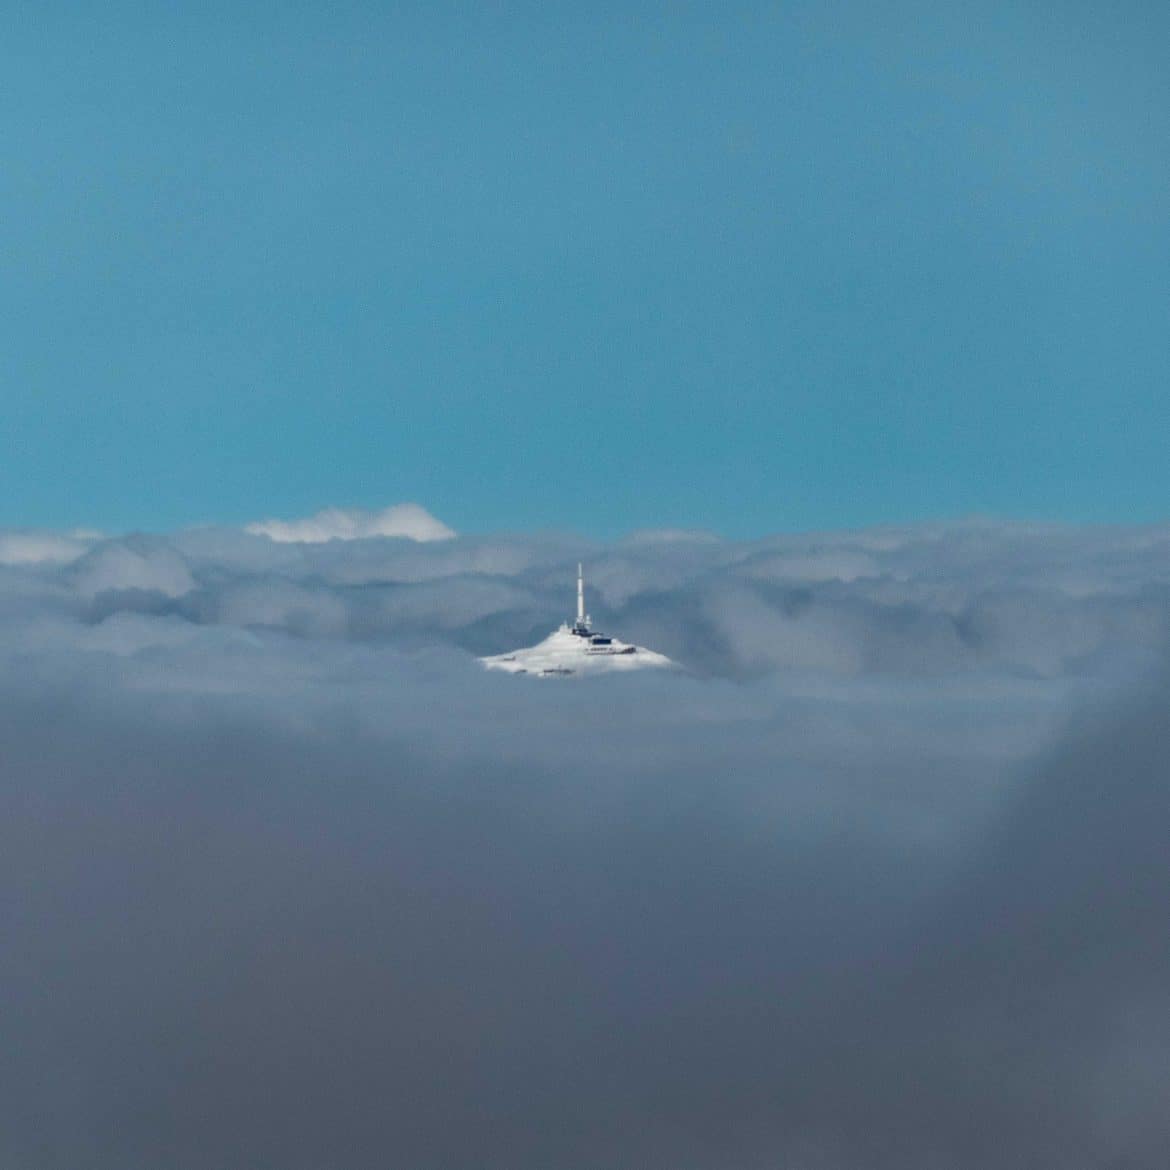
[481,623,673,678]
[246,503,455,544]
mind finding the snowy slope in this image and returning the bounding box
[481,623,673,677]
[481,563,674,677]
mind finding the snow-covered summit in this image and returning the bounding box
[481,623,674,677]
[246,503,455,544]
[480,564,673,678]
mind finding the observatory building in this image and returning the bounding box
[480,564,673,677]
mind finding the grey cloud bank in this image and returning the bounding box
[2,510,1169,1167]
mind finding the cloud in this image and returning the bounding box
[0,649,1165,1168]
[1,511,1169,1166]
[245,503,456,544]
[0,528,99,566]
[69,535,196,599]
[6,515,1170,682]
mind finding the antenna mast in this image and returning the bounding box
[576,563,586,627]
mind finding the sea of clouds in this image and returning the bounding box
[2,504,1168,1168]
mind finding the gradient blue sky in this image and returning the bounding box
[3,2,1168,538]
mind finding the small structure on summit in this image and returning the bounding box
[480,564,673,677]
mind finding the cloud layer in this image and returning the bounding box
[2,509,1168,1168]
[6,508,1170,681]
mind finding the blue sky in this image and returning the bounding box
[3,2,1168,538]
